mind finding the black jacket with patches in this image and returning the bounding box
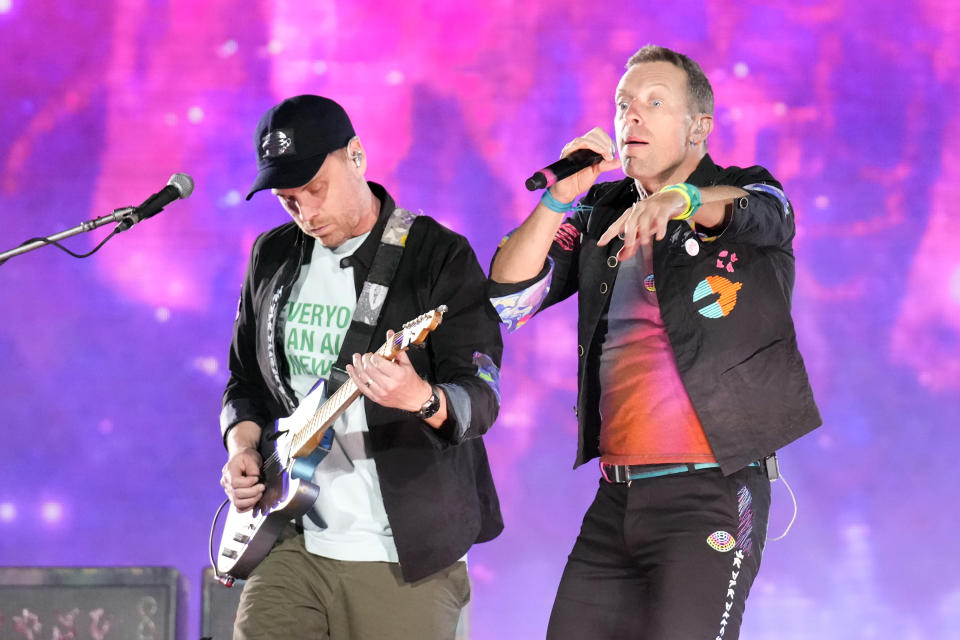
[221,182,504,582]
[490,155,821,473]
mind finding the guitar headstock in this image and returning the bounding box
[389,305,447,355]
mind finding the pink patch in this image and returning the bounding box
[554,223,580,252]
[717,250,738,273]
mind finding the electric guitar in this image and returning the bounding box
[213,306,447,582]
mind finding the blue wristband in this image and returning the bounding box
[540,189,575,213]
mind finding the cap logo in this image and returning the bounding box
[261,129,295,159]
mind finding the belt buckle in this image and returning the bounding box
[600,461,631,486]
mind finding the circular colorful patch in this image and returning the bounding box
[643,274,656,292]
[707,530,737,552]
[692,275,742,318]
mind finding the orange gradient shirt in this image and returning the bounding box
[598,247,715,465]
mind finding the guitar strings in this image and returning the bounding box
[288,333,401,454]
[260,332,405,476]
[229,317,436,525]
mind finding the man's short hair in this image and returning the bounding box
[626,45,714,116]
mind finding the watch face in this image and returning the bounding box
[418,389,440,419]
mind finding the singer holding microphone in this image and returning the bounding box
[489,45,821,639]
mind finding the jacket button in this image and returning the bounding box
[577,344,584,357]
[606,256,618,268]
[600,282,608,294]
[340,257,351,268]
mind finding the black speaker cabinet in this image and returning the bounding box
[200,567,244,640]
[0,566,185,640]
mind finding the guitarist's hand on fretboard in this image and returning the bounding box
[345,330,448,428]
[222,420,266,513]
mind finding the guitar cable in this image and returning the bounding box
[208,498,236,587]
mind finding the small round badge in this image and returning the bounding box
[685,237,700,256]
[643,274,656,292]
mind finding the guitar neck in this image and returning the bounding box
[289,339,394,459]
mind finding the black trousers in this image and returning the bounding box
[546,465,770,640]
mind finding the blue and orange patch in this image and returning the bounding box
[693,275,742,318]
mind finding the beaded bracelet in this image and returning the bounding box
[540,189,575,213]
[660,183,702,220]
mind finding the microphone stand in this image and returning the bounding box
[0,206,136,265]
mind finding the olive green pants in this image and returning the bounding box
[234,533,470,640]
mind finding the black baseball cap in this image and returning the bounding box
[246,95,356,200]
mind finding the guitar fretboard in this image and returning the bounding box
[289,337,397,458]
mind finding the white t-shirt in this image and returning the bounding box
[282,233,399,562]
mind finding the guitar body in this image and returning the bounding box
[216,474,320,580]
[215,385,332,580]
[212,307,447,582]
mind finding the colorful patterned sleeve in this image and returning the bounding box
[489,217,583,332]
[489,256,554,333]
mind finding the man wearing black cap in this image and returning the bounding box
[219,95,504,639]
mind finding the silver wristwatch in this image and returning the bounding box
[415,385,441,420]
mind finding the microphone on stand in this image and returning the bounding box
[117,173,195,231]
[0,172,196,265]
[525,149,604,191]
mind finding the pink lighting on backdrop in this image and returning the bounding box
[1,1,958,638]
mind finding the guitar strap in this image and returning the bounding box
[326,206,419,394]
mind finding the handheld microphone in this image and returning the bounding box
[525,149,604,191]
[118,173,195,231]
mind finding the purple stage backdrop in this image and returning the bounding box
[2,1,959,638]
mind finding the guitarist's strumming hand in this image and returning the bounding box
[222,420,266,513]
[346,330,449,429]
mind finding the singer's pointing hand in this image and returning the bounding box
[597,189,688,262]
[550,128,622,203]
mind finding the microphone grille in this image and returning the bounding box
[167,173,195,199]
